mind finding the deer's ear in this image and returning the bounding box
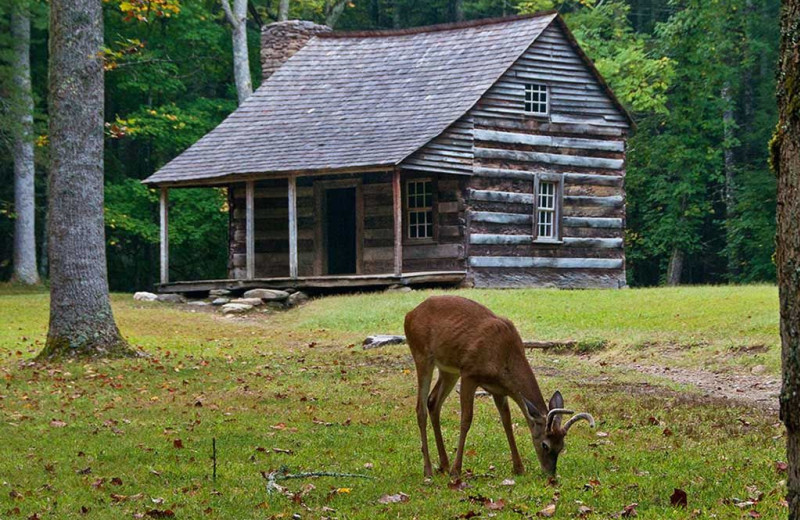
[522,397,542,419]
[549,390,564,411]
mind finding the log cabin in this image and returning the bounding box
[142,12,633,293]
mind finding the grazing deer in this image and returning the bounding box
[404,295,595,477]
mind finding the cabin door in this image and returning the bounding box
[324,187,357,275]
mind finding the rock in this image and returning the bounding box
[211,297,231,306]
[156,293,186,304]
[230,297,264,306]
[287,291,309,307]
[385,284,412,293]
[209,289,232,297]
[243,288,290,301]
[133,291,158,302]
[187,301,210,307]
[221,303,253,314]
[751,364,767,375]
[265,301,286,310]
[363,335,406,350]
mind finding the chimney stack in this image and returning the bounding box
[261,20,331,81]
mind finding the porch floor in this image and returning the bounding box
[157,271,467,294]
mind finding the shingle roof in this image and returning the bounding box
[143,13,559,186]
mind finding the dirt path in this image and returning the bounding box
[619,363,781,413]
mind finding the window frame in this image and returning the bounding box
[524,83,549,117]
[403,176,437,243]
[532,174,563,243]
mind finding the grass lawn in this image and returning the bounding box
[0,284,786,519]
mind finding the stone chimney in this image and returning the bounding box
[261,20,332,81]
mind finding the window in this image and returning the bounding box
[524,83,548,115]
[535,179,559,241]
[407,179,433,239]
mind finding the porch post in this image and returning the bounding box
[288,176,298,278]
[159,187,169,284]
[392,168,402,276]
[246,180,255,280]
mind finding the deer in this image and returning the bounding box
[404,295,595,478]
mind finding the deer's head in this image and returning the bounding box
[522,391,595,475]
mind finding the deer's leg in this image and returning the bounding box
[414,362,435,478]
[451,375,478,479]
[493,394,525,475]
[427,370,459,474]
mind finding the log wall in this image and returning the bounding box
[228,172,467,279]
[463,22,629,288]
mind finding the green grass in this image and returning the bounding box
[0,285,787,519]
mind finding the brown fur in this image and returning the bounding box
[405,295,570,477]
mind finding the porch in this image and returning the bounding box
[155,169,468,294]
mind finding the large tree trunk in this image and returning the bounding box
[774,0,800,517]
[39,0,131,359]
[278,0,289,21]
[721,82,738,280]
[10,2,39,285]
[665,247,684,286]
[325,0,348,28]
[221,0,253,104]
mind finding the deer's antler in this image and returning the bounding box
[546,408,574,432]
[563,412,595,433]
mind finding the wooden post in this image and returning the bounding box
[159,187,169,284]
[246,181,255,280]
[288,176,298,278]
[392,168,402,276]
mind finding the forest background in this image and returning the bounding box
[0,0,781,291]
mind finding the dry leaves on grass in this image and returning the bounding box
[670,488,688,508]
[378,492,409,504]
[620,503,638,517]
[537,503,557,517]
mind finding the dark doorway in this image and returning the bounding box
[325,187,357,274]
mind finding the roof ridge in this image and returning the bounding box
[317,10,558,38]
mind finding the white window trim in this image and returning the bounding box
[406,178,434,240]
[533,174,563,243]
[524,83,549,116]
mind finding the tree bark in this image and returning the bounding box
[451,0,464,22]
[325,0,348,28]
[721,82,739,280]
[665,247,684,286]
[773,0,800,517]
[278,0,289,21]
[221,0,253,104]
[10,1,40,285]
[40,0,132,359]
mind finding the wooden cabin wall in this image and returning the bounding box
[464,23,628,289]
[228,172,467,279]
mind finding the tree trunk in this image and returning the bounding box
[325,0,348,28]
[221,0,253,104]
[39,0,132,360]
[721,82,738,280]
[774,0,800,517]
[10,2,39,285]
[278,0,289,21]
[451,0,464,22]
[392,0,400,29]
[665,247,684,286]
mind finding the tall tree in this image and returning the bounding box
[39,0,131,359]
[279,0,290,20]
[220,0,253,104]
[10,0,39,284]
[774,0,800,515]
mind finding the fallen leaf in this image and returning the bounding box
[378,492,409,504]
[458,511,479,519]
[145,510,175,518]
[9,490,23,500]
[662,427,673,437]
[500,479,515,486]
[621,503,638,517]
[577,505,593,517]
[111,477,123,486]
[670,488,688,508]
[80,506,90,515]
[448,480,469,491]
[537,503,557,517]
[272,448,293,455]
[485,499,505,511]
[76,467,92,475]
[748,511,761,518]
[647,416,659,425]
[364,463,374,469]
[172,439,183,449]
[50,419,67,428]
[596,431,609,437]
[776,461,788,472]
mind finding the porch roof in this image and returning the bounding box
[142,13,559,186]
